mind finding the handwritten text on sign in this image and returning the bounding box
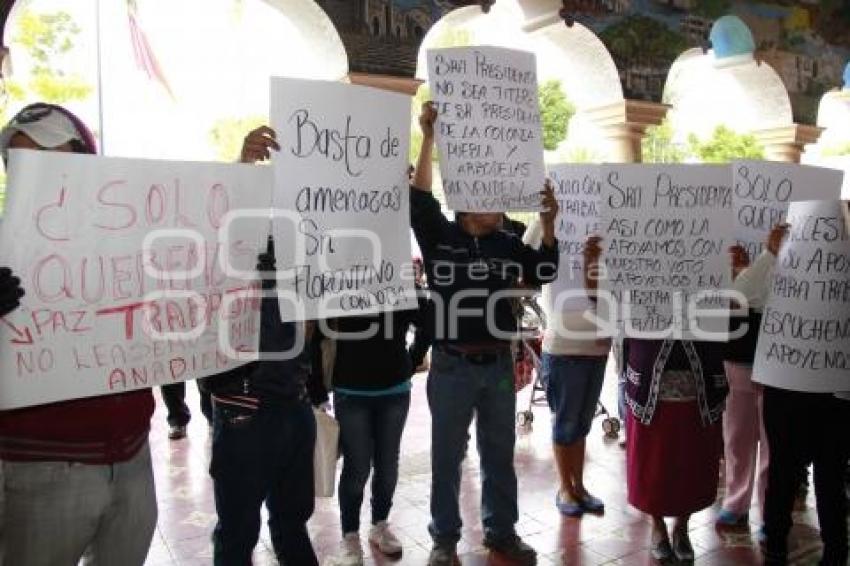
[753,200,850,392]
[599,164,733,339]
[271,77,414,320]
[547,164,603,313]
[427,46,545,212]
[733,161,843,260]
[0,150,271,409]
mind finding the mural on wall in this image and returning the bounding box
[313,0,460,76]
[315,0,849,124]
[567,0,850,124]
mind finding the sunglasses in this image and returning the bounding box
[12,103,54,125]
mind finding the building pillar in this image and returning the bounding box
[583,99,670,163]
[753,124,824,164]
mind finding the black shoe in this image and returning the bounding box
[427,542,457,566]
[483,535,537,565]
[168,425,187,440]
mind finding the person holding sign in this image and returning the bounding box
[584,236,728,563]
[716,224,788,529]
[756,201,850,566]
[204,126,319,566]
[320,300,430,566]
[0,104,157,565]
[412,102,559,566]
[522,218,611,517]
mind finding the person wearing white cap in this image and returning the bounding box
[0,103,157,566]
[0,102,96,162]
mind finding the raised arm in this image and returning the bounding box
[583,235,602,296]
[412,101,436,192]
[733,223,789,310]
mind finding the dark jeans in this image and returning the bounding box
[762,387,849,565]
[210,400,318,566]
[335,391,411,534]
[161,380,212,427]
[427,347,518,544]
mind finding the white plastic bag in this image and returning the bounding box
[313,407,339,498]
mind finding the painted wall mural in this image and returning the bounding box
[315,0,850,125]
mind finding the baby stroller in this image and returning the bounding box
[514,293,620,438]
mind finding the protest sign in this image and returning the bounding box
[547,164,603,313]
[427,46,545,212]
[733,161,842,259]
[599,164,733,340]
[0,150,271,409]
[270,77,414,321]
[753,200,850,393]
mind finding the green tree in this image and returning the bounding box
[539,80,574,151]
[1,9,93,211]
[642,118,687,163]
[209,115,267,162]
[823,142,850,157]
[687,125,764,163]
[11,10,92,104]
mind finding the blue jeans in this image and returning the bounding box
[210,400,317,566]
[427,347,518,544]
[335,391,411,534]
[541,354,606,445]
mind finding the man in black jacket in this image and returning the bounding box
[413,102,559,566]
[205,127,318,566]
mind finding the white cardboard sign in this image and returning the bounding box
[547,164,603,313]
[427,46,545,212]
[270,77,415,321]
[753,200,850,393]
[732,161,843,259]
[0,150,270,409]
[599,164,733,340]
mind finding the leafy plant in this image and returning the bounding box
[642,118,688,163]
[11,10,93,104]
[209,115,267,162]
[539,80,574,151]
[687,125,764,163]
[822,142,850,157]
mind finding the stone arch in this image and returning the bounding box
[259,0,349,80]
[663,17,793,148]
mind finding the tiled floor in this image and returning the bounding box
[145,360,831,565]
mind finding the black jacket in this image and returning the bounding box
[308,286,433,395]
[410,187,558,345]
[206,242,310,405]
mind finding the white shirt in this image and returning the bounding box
[522,219,611,357]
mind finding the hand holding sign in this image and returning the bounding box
[0,267,25,317]
[766,223,790,257]
[240,126,280,164]
[419,101,437,140]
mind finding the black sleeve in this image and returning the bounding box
[513,235,559,288]
[410,187,451,259]
[407,288,434,370]
[306,324,329,406]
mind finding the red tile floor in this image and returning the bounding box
[145,360,830,565]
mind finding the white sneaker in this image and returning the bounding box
[325,532,363,566]
[368,521,403,557]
